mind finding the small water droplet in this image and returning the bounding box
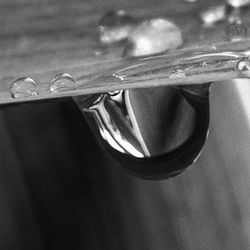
[237,57,250,77]
[184,0,197,2]
[125,18,183,57]
[99,10,137,44]
[10,77,38,98]
[226,21,247,41]
[49,73,77,93]
[200,5,226,28]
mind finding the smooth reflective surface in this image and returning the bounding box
[75,84,210,179]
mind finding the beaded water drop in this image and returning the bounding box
[49,73,77,93]
[10,77,38,98]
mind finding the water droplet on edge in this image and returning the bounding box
[237,57,250,77]
[10,77,38,98]
[49,73,77,93]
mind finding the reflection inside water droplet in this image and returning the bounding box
[81,85,211,179]
[10,77,38,98]
[49,73,77,93]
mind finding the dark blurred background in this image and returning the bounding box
[0,0,250,249]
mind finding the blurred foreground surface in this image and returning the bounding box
[0,0,250,249]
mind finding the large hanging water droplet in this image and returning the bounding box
[49,73,77,93]
[10,77,38,98]
[226,21,247,41]
[99,10,137,44]
[124,18,183,57]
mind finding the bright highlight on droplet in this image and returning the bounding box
[49,73,77,93]
[10,77,38,98]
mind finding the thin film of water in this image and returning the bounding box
[111,49,247,84]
